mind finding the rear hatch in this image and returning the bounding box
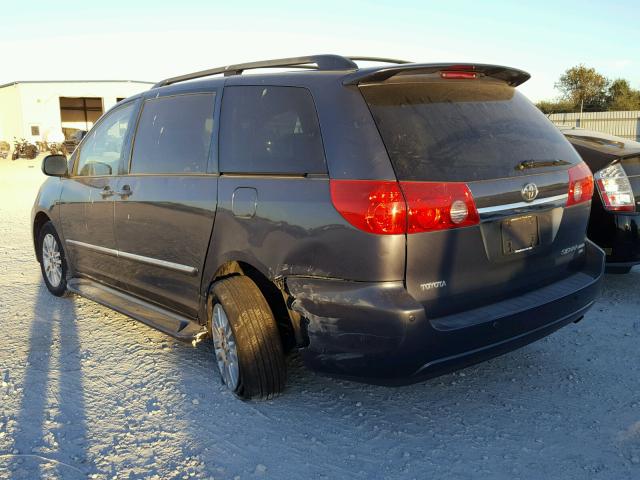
[361,77,592,317]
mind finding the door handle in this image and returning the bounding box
[119,184,133,199]
[100,186,115,198]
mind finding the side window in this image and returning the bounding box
[219,86,326,174]
[76,102,135,177]
[130,93,215,174]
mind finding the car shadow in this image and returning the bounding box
[2,283,90,479]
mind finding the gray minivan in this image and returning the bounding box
[33,55,604,399]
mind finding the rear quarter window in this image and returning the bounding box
[361,81,582,182]
[219,86,326,174]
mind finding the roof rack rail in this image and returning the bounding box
[153,54,359,88]
[348,56,411,65]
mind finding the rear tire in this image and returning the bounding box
[38,222,69,296]
[209,276,287,400]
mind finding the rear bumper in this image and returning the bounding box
[287,240,605,385]
[595,212,640,267]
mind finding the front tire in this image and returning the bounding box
[209,276,287,400]
[38,222,68,296]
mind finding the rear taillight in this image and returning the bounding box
[330,180,406,235]
[594,163,636,212]
[566,162,595,207]
[330,180,479,235]
[400,182,479,233]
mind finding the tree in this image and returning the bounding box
[607,79,640,111]
[536,66,640,114]
[555,65,609,111]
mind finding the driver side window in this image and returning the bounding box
[76,102,136,177]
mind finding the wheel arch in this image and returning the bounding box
[33,211,52,263]
[206,259,300,352]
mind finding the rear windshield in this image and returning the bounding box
[361,81,581,182]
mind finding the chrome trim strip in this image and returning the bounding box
[477,194,568,215]
[119,250,198,275]
[66,239,198,275]
[66,239,117,257]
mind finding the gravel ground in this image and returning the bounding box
[0,158,639,480]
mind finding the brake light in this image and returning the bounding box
[566,162,594,207]
[440,71,477,79]
[330,180,479,235]
[594,163,635,212]
[400,182,479,233]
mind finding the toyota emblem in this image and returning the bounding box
[521,183,539,202]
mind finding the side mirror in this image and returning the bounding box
[42,155,68,177]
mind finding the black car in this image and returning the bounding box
[560,127,640,273]
[32,55,604,399]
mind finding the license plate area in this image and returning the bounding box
[502,215,539,255]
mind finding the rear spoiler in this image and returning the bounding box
[342,63,531,86]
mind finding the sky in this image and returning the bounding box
[1,0,639,102]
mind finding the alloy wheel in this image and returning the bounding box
[42,233,63,288]
[211,303,240,390]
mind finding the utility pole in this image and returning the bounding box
[579,98,584,128]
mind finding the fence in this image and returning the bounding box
[548,110,640,141]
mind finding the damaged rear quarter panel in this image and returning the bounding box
[285,277,426,372]
[201,176,406,291]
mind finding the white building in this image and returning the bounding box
[0,80,153,145]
